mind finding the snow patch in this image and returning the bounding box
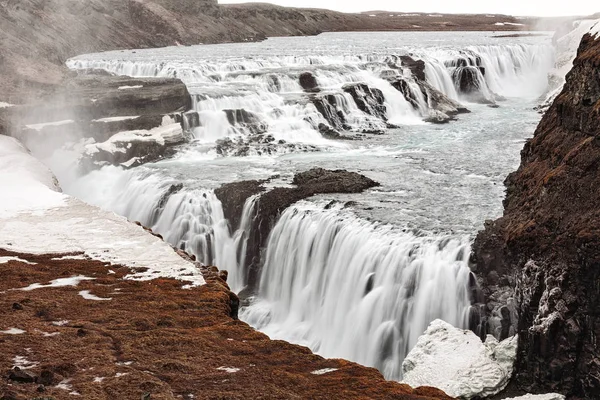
[402,319,517,399]
[52,320,70,326]
[118,85,143,90]
[0,102,13,108]
[13,356,39,369]
[1,328,26,335]
[41,331,61,337]
[0,136,204,286]
[25,120,75,131]
[92,116,140,123]
[51,254,89,260]
[17,276,95,291]
[0,136,65,218]
[217,367,240,373]
[0,256,37,264]
[505,395,565,400]
[311,368,338,375]
[93,377,105,383]
[79,290,112,301]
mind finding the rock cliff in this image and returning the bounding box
[472,29,600,398]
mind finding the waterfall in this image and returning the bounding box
[65,166,257,291]
[241,201,472,381]
[68,42,554,150]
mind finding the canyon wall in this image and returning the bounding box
[472,28,600,398]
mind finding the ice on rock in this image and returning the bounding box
[402,319,517,399]
[505,395,565,400]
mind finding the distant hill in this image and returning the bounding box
[0,0,540,101]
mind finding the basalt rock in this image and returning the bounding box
[299,72,320,93]
[343,83,388,121]
[224,109,268,134]
[400,55,427,81]
[471,32,600,398]
[215,168,380,289]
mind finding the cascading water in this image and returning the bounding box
[65,166,257,291]
[67,35,554,150]
[59,32,555,382]
[242,201,472,381]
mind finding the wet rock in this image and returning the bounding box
[312,94,351,131]
[343,83,387,121]
[224,109,268,134]
[215,168,379,289]
[400,55,426,81]
[8,367,36,383]
[299,72,320,92]
[471,32,600,397]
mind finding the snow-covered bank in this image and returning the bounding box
[402,319,517,399]
[0,135,204,286]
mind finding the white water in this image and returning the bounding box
[68,32,554,148]
[57,32,554,381]
[66,166,256,291]
[242,201,472,381]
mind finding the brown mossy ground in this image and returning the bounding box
[0,248,452,400]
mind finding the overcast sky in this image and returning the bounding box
[218,1,597,17]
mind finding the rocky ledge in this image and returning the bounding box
[215,168,380,290]
[0,249,450,400]
[471,30,600,398]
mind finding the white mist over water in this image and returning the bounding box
[60,32,555,380]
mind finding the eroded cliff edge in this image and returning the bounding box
[472,30,600,398]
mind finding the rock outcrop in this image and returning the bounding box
[471,31,600,397]
[402,319,518,399]
[215,168,380,289]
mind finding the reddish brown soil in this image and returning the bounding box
[0,248,452,400]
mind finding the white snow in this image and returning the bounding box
[79,290,113,301]
[118,85,143,90]
[17,275,96,291]
[92,116,139,123]
[115,372,129,377]
[311,368,338,375]
[25,120,75,131]
[1,328,26,335]
[41,331,61,337]
[591,21,600,38]
[93,377,105,383]
[505,395,565,400]
[13,355,39,370]
[402,319,517,399]
[0,136,204,286]
[56,379,80,395]
[495,22,505,26]
[0,102,13,108]
[52,320,69,326]
[0,256,37,264]
[217,367,240,373]
[0,136,65,218]
[51,254,89,260]
[85,119,183,156]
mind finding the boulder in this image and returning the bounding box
[299,72,320,93]
[402,319,517,399]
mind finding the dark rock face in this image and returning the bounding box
[215,168,380,289]
[400,55,426,81]
[343,83,387,121]
[299,72,320,93]
[224,109,268,134]
[453,66,483,94]
[312,94,351,131]
[471,33,600,398]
